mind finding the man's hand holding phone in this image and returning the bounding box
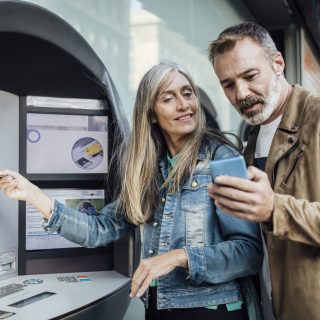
[208,155,274,222]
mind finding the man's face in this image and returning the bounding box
[213,37,281,125]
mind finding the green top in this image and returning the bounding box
[166,150,178,169]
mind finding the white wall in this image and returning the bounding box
[24,0,255,133]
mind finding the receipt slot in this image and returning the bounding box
[0,1,139,319]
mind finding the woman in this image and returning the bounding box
[0,62,262,320]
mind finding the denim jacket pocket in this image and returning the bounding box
[180,175,210,212]
[180,174,211,247]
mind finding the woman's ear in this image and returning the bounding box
[151,112,157,123]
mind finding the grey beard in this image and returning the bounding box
[239,75,281,125]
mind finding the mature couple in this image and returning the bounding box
[1,22,320,320]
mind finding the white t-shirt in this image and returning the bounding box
[255,115,282,159]
[254,115,282,320]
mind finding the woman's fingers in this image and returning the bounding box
[130,249,187,298]
[0,170,30,201]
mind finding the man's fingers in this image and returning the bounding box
[216,202,258,222]
[211,184,254,204]
[211,164,274,222]
[247,166,268,181]
[214,194,251,213]
[214,175,254,192]
[214,166,269,191]
[215,201,258,222]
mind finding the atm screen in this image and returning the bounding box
[26,113,108,174]
[26,189,105,250]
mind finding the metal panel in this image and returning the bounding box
[0,91,19,280]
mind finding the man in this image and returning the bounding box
[208,22,320,320]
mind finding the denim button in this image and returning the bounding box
[153,221,159,227]
[191,180,198,188]
[161,197,166,203]
[148,249,154,255]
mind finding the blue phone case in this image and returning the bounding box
[210,155,248,182]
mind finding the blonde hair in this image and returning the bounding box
[115,62,206,225]
[113,62,241,225]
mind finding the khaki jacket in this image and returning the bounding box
[244,85,320,320]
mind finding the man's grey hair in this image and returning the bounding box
[208,22,278,65]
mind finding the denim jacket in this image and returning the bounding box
[43,139,262,309]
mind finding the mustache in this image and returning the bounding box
[237,95,265,110]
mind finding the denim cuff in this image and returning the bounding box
[184,246,206,285]
[42,199,65,233]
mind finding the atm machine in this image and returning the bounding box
[0,1,139,319]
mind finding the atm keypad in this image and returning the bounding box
[57,276,78,283]
[0,283,25,299]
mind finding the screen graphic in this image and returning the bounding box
[71,137,104,170]
[26,113,108,174]
[26,189,105,250]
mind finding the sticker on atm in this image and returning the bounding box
[76,275,92,282]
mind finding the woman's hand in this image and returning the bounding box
[0,169,52,219]
[0,169,34,201]
[130,248,188,298]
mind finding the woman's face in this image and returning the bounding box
[154,72,198,153]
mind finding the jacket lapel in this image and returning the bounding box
[245,85,311,187]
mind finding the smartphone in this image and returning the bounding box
[210,155,248,182]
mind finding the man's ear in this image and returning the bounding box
[273,51,285,75]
